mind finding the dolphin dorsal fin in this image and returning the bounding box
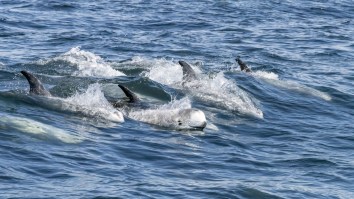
[21,71,51,96]
[118,84,139,103]
[236,57,251,73]
[178,61,197,81]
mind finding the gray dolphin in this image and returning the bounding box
[116,84,207,130]
[21,71,51,96]
[20,70,125,122]
[235,57,252,72]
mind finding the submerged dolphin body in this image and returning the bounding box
[21,71,52,96]
[235,57,252,73]
[0,115,83,143]
[116,84,207,130]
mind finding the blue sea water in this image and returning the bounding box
[1,1,354,198]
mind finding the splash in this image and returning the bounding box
[63,83,124,122]
[0,115,83,144]
[40,47,126,77]
[252,71,331,101]
[140,58,263,118]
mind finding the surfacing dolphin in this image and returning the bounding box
[177,60,264,118]
[115,84,207,130]
[21,70,124,123]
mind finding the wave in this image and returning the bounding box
[37,47,126,78]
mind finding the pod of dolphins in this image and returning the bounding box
[20,58,251,131]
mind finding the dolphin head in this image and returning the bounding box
[175,108,207,130]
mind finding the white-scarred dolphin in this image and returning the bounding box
[115,84,207,130]
[20,71,125,123]
[177,60,263,118]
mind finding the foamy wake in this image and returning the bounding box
[252,71,331,101]
[0,115,83,144]
[63,83,124,123]
[136,58,263,118]
[39,47,126,77]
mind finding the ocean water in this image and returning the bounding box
[1,1,354,198]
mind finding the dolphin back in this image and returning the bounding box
[118,84,140,103]
[178,61,197,81]
[21,71,51,96]
[236,57,251,73]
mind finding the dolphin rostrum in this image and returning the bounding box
[21,71,51,96]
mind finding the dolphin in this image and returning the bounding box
[176,60,263,118]
[0,115,83,144]
[116,84,207,130]
[20,71,124,123]
[21,70,52,96]
[235,57,252,72]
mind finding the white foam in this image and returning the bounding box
[0,115,83,143]
[40,47,126,77]
[252,71,331,101]
[140,58,263,118]
[63,83,124,123]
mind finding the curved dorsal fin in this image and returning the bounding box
[21,71,51,96]
[236,57,251,73]
[178,61,197,81]
[118,84,139,103]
